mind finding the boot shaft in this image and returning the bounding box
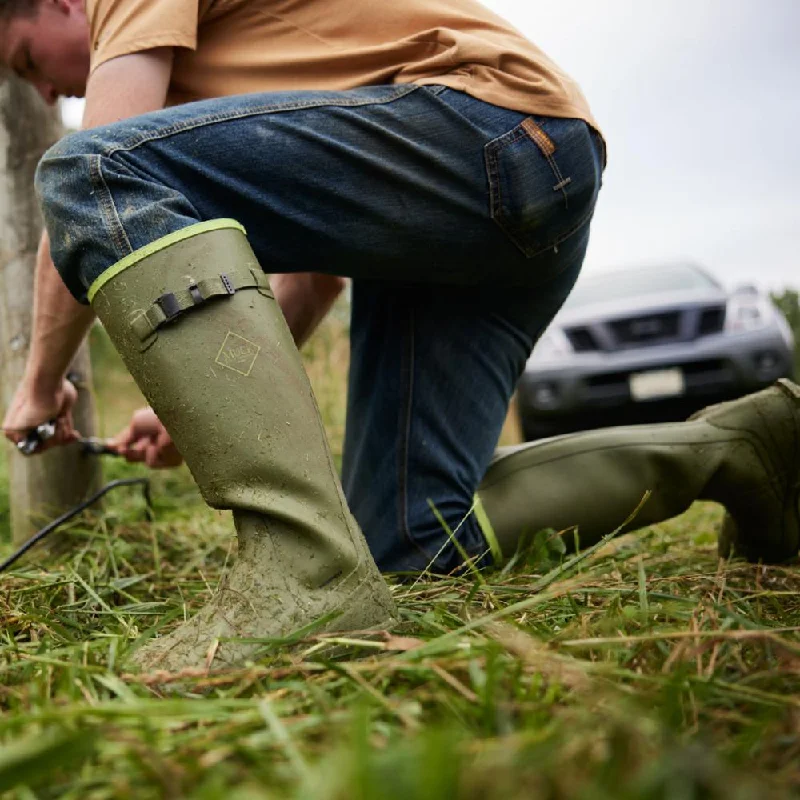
[91,221,359,573]
[478,380,800,563]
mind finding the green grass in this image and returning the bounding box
[1,322,799,798]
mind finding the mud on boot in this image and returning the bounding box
[89,221,397,672]
[133,512,397,671]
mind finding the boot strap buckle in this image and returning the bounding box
[221,273,235,295]
[156,292,182,321]
[188,282,205,305]
[131,267,273,350]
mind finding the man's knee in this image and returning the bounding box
[34,129,114,302]
[34,128,104,210]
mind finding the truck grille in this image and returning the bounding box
[565,327,599,352]
[610,312,680,346]
[698,306,726,335]
[563,304,727,352]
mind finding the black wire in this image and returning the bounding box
[0,478,152,574]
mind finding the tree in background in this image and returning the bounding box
[0,78,101,544]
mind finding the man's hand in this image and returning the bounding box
[2,377,80,452]
[109,407,183,469]
[1,232,95,454]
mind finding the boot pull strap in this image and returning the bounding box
[131,267,272,350]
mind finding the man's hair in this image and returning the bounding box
[0,0,40,21]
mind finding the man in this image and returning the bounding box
[2,0,798,672]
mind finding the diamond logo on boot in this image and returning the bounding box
[215,331,261,376]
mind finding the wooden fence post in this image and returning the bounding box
[0,77,101,545]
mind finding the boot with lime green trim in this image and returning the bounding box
[89,220,396,671]
[475,380,800,564]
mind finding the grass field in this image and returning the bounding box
[1,318,799,799]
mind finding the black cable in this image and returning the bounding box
[0,478,152,574]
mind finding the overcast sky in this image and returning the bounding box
[481,0,800,291]
[61,0,799,291]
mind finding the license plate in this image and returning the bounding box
[629,368,685,401]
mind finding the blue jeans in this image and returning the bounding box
[37,84,604,572]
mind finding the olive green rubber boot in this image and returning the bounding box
[89,220,396,671]
[476,379,800,564]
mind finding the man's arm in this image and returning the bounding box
[4,46,343,450]
[79,49,174,129]
[272,272,346,348]
[1,233,94,442]
[2,49,174,448]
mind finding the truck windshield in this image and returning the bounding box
[564,264,719,309]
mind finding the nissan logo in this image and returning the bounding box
[630,319,663,336]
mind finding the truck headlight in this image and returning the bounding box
[527,328,573,365]
[724,295,775,333]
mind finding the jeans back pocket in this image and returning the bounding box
[485,116,602,259]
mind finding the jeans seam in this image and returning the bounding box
[420,83,449,97]
[529,206,595,259]
[484,126,537,232]
[89,153,132,258]
[397,305,430,564]
[99,85,421,157]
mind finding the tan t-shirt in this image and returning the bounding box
[87,0,599,131]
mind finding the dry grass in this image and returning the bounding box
[0,316,799,798]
